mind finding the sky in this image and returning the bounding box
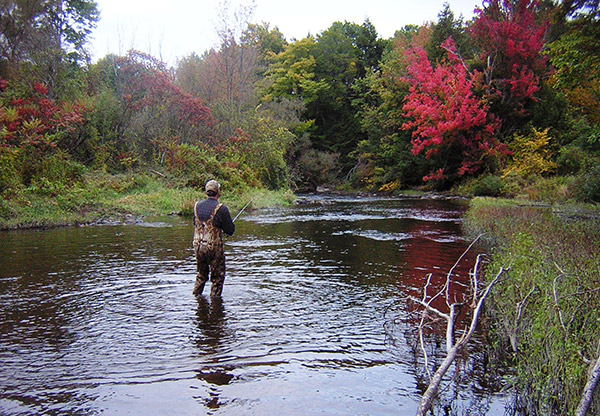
[89,0,481,66]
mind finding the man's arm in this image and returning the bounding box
[217,205,235,236]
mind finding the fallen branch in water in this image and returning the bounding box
[410,236,507,416]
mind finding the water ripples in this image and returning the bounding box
[0,196,505,415]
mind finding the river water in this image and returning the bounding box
[0,195,507,415]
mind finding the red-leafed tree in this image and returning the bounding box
[0,80,85,154]
[116,51,215,139]
[470,0,550,132]
[402,38,507,182]
[104,51,215,163]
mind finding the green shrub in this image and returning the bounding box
[524,176,576,203]
[557,146,584,175]
[0,148,20,192]
[574,161,600,202]
[471,175,503,196]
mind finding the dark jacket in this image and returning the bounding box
[194,198,235,236]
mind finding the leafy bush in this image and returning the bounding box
[574,161,600,202]
[471,175,503,196]
[503,128,557,178]
[0,147,20,193]
[520,175,575,202]
[38,151,85,184]
[557,146,584,175]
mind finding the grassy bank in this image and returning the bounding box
[0,171,296,230]
[464,197,600,415]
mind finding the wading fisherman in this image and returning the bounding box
[192,180,235,297]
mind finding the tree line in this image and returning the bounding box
[1,0,599,200]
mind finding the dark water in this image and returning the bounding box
[0,195,507,415]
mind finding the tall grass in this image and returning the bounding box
[465,198,600,415]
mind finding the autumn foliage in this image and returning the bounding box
[470,0,549,123]
[402,38,507,182]
[115,51,215,144]
[0,81,85,155]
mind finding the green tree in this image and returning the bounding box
[350,25,434,189]
[261,37,328,106]
[425,2,471,64]
[308,20,387,170]
[547,15,600,131]
[0,0,99,95]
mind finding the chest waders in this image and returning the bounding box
[193,202,226,297]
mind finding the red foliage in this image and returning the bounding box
[0,81,85,154]
[470,0,549,120]
[402,39,507,181]
[116,51,215,141]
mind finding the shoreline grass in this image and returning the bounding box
[0,171,296,231]
[464,197,600,415]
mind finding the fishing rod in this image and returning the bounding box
[233,198,254,222]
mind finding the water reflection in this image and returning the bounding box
[0,195,507,415]
[194,296,234,410]
[195,296,226,351]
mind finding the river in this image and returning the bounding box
[0,194,508,415]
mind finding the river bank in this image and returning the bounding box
[464,197,600,415]
[0,171,296,231]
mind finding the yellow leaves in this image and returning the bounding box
[21,118,43,133]
[565,80,600,124]
[379,180,402,193]
[502,127,557,178]
[1,106,18,123]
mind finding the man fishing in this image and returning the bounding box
[192,180,235,297]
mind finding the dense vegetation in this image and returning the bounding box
[465,198,600,415]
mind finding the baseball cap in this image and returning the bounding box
[205,179,220,194]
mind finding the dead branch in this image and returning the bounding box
[415,259,506,416]
[508,285,536,353]
[445,235,483,306]
[418,274,436,379]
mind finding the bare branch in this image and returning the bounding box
[408,296,450,320]
[445,234,483,306]
[416,265,506,416]
[417,274,435,379]
[509,285,536,353]
[576,340,600,416]
[553,274,568,332]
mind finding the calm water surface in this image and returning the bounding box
[0,195,507,415]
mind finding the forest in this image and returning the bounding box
[1,0,599,226]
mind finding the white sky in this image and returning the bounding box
[89,0,481,66]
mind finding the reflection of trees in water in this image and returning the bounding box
[194,296,235,411]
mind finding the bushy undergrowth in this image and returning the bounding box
[454,169,600,204]
[465,198,600,415]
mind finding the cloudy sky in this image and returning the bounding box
[89,0,481,65]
